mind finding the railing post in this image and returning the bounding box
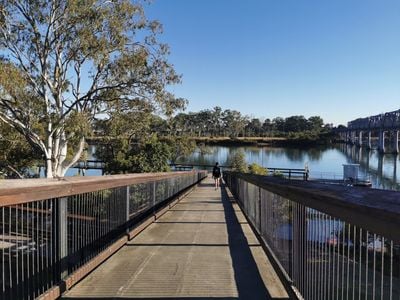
[56,197,68,280]
[153,181,156,215]
[258,187,262,231]
[126,186,130,232]
[292,203,307,295]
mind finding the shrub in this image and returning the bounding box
[248,163,268,175]
[228,149,247,173]
[272,170,285,178]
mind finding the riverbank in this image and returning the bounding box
[87,134,334,147]
[191,137,284,146]
[191,136,332,147]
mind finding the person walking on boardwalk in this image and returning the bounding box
[212,162,221,190]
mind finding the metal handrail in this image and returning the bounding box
[223,171,400,299]
[224,171,400,242]
[170,163,232,169]
[0,171,207,299]
[267,167,306,172]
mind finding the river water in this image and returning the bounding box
[66,144,400,191]
[175,144,400,191]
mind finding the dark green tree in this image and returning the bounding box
[284,115,309,132]
[166,136,196,164]
[0,122,41,178]
[245,118,262,136]
[132,136,172,173]
[97,134,172,174]
[273,117,285,132]
[308,116,324,132]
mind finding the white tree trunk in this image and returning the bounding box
[44,129,85,178]
[58,137,85,177]
[46,130,53,178]
[46,157,53,178]
[56,132,68,176]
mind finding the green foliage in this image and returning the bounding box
[164,136,196,163]
[248,163,268,175]
[308,116,324,131]
[99,102,153,141]
[95,99,190,174]
[168,106,331,141]
[96,134,171,174]
[132,137,171,173]
[170,108,248,138]
[96,138,130,173]
[0,0,185,177]
[222,110,248,138]
[0,123,41,178]
[228,150,247,173]
[245,118,263,136]
[150,115,169,135]
[272,171,285,178]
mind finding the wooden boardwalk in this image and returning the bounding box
[63,177,289,300]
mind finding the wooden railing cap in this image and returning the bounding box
[224,171,400,243]
[0,171,206,207]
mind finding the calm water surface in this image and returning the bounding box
[65,144,400,190]
[176,144,400,191]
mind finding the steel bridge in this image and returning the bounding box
[0,171,399,299]
[338,109,400,153]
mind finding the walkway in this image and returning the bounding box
[63,177,289,299]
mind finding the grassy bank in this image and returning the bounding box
[190,136,286,146]
[190,134,333,147]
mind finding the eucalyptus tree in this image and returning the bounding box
[245,118,262,136]
[195,110,213,137]
[211,106,222,136]
[171,112,190,136]
[284,115,309,132]
[308,116,324,132]
[272,117,285,133]
[0,121,41,178]
[0,0,183,177]
[166,136,196,164]
[222,109,247,138]
[262,118,273,136]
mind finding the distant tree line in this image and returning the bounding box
[116,106,332,138]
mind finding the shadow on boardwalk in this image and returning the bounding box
[219,184,271,299]
[62,179,279,300]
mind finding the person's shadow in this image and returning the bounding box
[219,184,272,299]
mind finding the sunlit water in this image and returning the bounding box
[176,144,400,191]
[63,144,400,190]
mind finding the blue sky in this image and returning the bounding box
[145,0,400,125]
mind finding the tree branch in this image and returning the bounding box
[0,111,48,156]
[63,136,85,172]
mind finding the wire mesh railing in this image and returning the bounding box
[223,171,400,300]
[0,171,207,300]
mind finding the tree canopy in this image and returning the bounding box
[0,121,41,178]
[168,108,329,138]
[0,0,185,177]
